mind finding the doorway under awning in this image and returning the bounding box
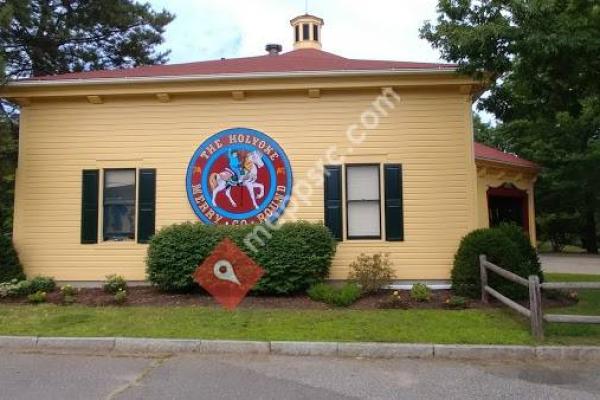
[474,143,540,244]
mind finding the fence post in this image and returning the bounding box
[529,275,544,341]
[479,255,488,304]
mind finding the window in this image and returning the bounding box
[303,24,310,40]
[346,165,381,239]
[313,25,319,42]
[324,164,404,242]
[103,169,136,241]
[81,169,156,244]
[295,25,300,42]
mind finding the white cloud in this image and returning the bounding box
[147,0,492,121]
[148,0,443,63]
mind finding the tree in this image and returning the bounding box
[422,0,600,253]
[472,113,510,151]
[0,0,174,235]
[1,0,174,80]
[0,2,14,236]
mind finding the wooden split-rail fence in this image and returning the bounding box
[479,255,600,340]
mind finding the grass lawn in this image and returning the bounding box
[0,273,598,345]
[543,273,600,345]
[536,241,586,253]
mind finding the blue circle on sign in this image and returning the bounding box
[185,128,293,225]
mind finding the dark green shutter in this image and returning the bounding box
[81,170,99,244]
[324,166,343,240]
[137,169,156,243]
[384,164,404,241]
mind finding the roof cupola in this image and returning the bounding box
[290,14,324,50]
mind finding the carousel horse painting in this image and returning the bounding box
[209,150,266,209]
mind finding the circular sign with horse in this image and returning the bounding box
[186,128,293,225]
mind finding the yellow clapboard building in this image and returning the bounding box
[2,14,539,284]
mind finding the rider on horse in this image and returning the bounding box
[228,149,245,184]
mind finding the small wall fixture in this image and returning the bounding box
[232,91,245,101]
[156,93,171,102]
[86,95,103,104]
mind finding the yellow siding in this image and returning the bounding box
[14,86,476,281]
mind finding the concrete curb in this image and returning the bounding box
[1,336,599,361]
[271,341,338,356]
[433,344,536,361]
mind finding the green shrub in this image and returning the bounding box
[445,295,468,309]
[410,283,431,302]
[496,223,542,275]
[0,235,25,283]
[14,281,34,297]
[0,279,36,297]
[27,291,46,304]
[61,285,77,304]
[307,283,334,303]
[307,282,361,307]
[29,276,56,293]
[0,280,17,298]
[146,221,337,294]
[13,280,33,296]
[334,283,362,307]
[60,285,76,297]
[103,274,127,294]
[452,225,543,299]
[348,253,394,294]
[114,289,127,305]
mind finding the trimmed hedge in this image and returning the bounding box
[307,282,362,307]
[452,224,543,299]
[146,221,337,294]
[0,234,25,283]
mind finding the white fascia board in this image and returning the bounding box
[7,68,458,88]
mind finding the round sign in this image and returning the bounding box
[186,128,293,225]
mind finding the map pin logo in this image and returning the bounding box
[213,260,241,286]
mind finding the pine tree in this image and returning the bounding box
[0,0,174,235]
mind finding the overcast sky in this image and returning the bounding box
[147,0,443,64]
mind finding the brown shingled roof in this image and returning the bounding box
[29,48,457,81]
[474,142,539,170]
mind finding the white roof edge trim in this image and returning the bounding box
[7,68,459,88]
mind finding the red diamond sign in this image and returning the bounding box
[193,238,264,310]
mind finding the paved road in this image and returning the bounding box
[540,253,600,274]
[1,350,599,399]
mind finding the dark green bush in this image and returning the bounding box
[495,223,542,275]
[0,235,25,283]
[13,280,32,296]
[29,276,56,293]
[146,221,337,294]
[452,224,543,299]
[307,282,362,307]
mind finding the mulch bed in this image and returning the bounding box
[0,287,577,310]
